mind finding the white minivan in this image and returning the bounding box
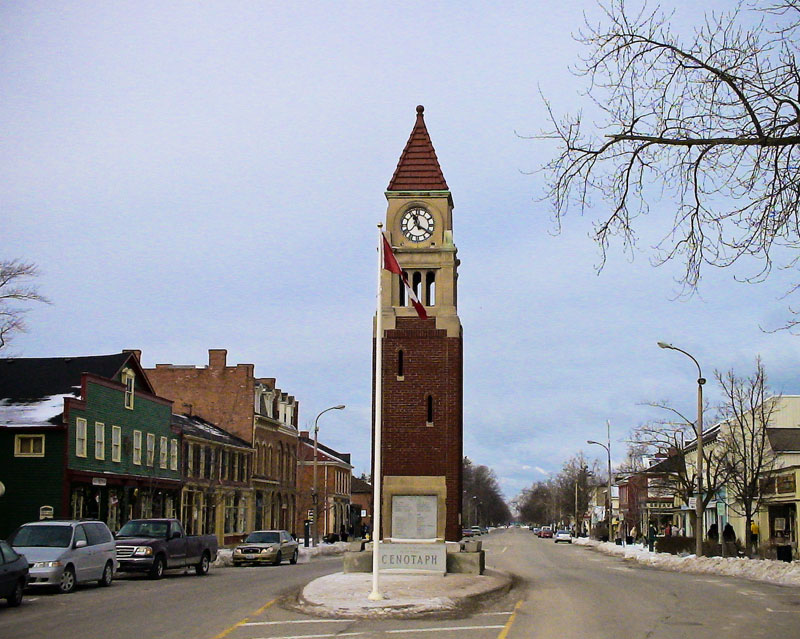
[10,520,117,593]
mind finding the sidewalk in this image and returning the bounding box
[297,569,512,618]
[576,537,800,587]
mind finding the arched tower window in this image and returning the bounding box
[412,271,422,301]
[425,271,436,306]
[399,272,407,306]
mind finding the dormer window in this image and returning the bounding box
[122,369,135,409]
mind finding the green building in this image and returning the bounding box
[0,352,181,537]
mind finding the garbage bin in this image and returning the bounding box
[777,544,792,562]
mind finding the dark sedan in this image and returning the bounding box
[0,539,28,607]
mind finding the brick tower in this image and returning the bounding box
[374,106,463,542]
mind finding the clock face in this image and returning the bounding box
[400,208,435,242]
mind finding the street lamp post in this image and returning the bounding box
[658,341,705,558]
[312,404,345,547]
[588,420,612,542]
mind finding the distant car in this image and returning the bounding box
[10,520,116,594]
[530,526,540,534]
[554,530,572,543]
[0,540,28,607]
[232,530,298,566]
[471,526,483,536]
[539,526,553,538]
[461,528,474,538]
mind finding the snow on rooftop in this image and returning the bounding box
[0,393,74,426]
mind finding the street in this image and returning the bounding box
[2,529,799,638]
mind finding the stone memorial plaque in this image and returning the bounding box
[379,542,446,574]
[391,494,438,539]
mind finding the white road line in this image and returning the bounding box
[766,607,800,614]
[385,625,505,633]
[243,620,352,627]
[253,634,364,639]
[500,546,508,553]
[475,611,514,616]
[251,628,505,639]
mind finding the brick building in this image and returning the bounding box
[143,349,299,536]
[296,432,352,541]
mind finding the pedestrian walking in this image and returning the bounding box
[750,521,759,553]
[648,523,657,552]
[707,523,718,542]
[722,522,736,557]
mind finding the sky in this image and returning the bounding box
[4,1,799,503]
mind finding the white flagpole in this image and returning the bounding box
[368,224,384,601]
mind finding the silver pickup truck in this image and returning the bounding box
[115,518,218,579]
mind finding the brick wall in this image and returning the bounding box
[144,349,255,445]
[379,316,463,541]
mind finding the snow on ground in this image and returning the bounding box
[575,537,800,587]
[213,541,348,567]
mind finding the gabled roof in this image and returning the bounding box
[768,428,800,452]
[387,105,448,191]
[351,476,372,494]
[172,413,251,449]
[298,434,351,466]
[0,353,133,402]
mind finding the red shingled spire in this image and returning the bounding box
[387,105,448,191]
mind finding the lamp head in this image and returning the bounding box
[657,341,671,349]
[587,440,600,445]
[334,404,345,410]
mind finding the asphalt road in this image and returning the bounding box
[485,527,800,639]
[2,529,799,639]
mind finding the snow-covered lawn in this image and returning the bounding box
[213,541,348,567]
[575,537,800,587]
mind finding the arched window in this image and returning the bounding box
[425,271,436,306]
[412,271,422,301]
[399,272,407,306]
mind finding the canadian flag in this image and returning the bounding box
[382,234,428,320]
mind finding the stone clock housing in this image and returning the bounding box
[373,106,463,542]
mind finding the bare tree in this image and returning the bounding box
[462,457,512,526]
[539,1,800,315]
[0,259,49,350]
[716,358,779,555]
[630,402,730,538]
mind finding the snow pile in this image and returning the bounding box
[574,537,800,587]
[212,541,348,567]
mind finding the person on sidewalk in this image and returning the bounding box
[750,521,759,554]
[722,523,736,557]
[648,523,657,552]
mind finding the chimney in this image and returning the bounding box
[208,349,227,369]
[300,430,310,439]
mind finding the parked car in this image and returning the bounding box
[232,530,298,566]
[115,518,217,579]
[9,520,116,594]
[471,526,483,536]
[554,530,572,543]
[539,526,553,538]
[530,527,541,534]
[0,540,28,607]
[461,528,474,538]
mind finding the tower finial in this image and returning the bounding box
[416,105,424,115]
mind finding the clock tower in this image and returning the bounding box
[375,106,463,542]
